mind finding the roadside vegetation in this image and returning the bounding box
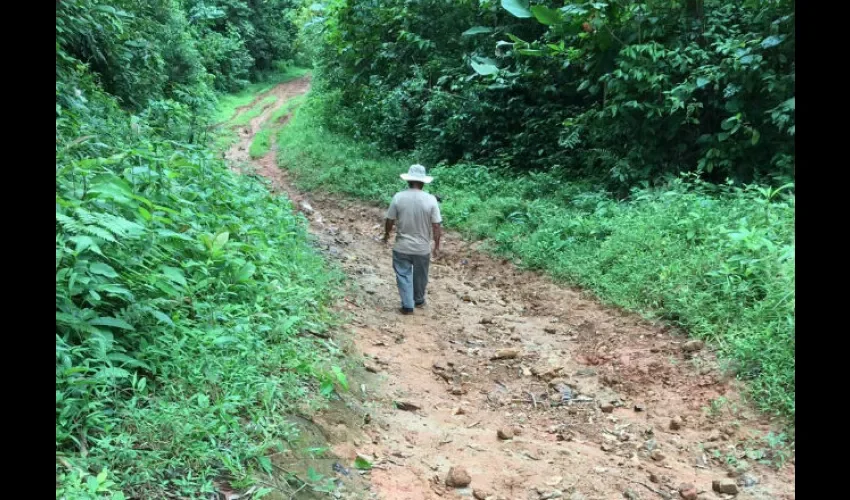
[283,0,795,420]
[57,1,342,497]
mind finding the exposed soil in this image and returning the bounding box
[226,78,795,500]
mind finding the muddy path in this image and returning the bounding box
[226,78,795,500]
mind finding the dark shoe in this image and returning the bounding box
[400,307,414,315]
[415,301,426,308]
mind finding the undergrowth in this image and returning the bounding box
[278,97,795,422]
[57,59,344,500]
[249,95,307,159]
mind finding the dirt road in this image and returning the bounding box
[225,77,795,500]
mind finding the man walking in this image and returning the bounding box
[383,164,442,315]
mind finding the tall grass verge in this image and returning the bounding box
[57,64,343,498]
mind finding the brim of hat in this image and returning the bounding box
[400,174,433,183]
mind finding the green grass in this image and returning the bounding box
[248,95,308,159]
[230,95,278,127]
[212,65,310,125]
[278,96,796,423]
[270,94,306,124]
[249,128,274,158]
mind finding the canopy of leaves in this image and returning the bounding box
[306,0,794,190]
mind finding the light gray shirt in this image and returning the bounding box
[386,189,442,255]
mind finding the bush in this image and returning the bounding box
[306,0,794,189]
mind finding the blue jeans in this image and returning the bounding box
[392,250,431,310]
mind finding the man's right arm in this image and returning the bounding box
[383,218,394,243]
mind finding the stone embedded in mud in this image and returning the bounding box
[623,489,641,500]
[669,416,684,431]
[480,317,495,325]
[449,385,467,395]
[539,490,564,500]
[600,402,615,413]
[531,364,563,381]
[738,473,758,488]
[678,486,698,500]
[497,427,514,440]
[634,402,646,412]
[682,340,705,353]
[363,361,380,373]
[650,450,665,461]
[395,400,421,411]
[473,489,492,500]
[712,479,739,495]
[299,200,314,215]
[491,348,520,360]
[445,466,472,488]
[546,476,563,487]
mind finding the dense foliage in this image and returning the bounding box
[277,97,794,419]
[57,1,340,498]
[305,0,794,190]
[58,0,299,103]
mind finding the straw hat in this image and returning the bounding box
[400,164,433,184]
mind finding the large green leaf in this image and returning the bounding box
[462,26,493,36]
[235,262,256,282]
[761,35,784,49]
[471,57,499,75]
[212,231,230,252]
[96,367,132,380]
[161,266,187,286]
[88,175,135,204]
[90,262,119,278]
[501,0,532,18]
[213,336,239,347]
[90,316,135,331]
[530,5,561,25]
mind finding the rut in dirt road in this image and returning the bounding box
[227,79,795,500]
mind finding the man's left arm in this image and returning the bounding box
[383,196,398,243]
